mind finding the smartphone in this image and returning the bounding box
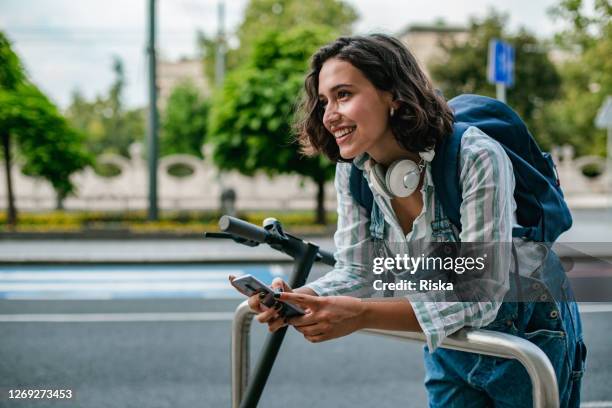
[230,274,305,317]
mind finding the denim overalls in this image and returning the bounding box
[371,199,587,407]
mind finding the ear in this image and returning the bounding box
[384,91,399,111]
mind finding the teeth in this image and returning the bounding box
[334,127,355,138]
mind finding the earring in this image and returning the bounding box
[390,107,395,117]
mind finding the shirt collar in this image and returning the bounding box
[352,153,370,170]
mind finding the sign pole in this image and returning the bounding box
[496,83,506,104]
[595,96,612,211]
[606,124,612,211]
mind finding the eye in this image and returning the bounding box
[337,90,351,99]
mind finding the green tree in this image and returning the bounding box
[0,32,92,226]
[8,86,92,208]
[66,57,145,158]
[429,12,561,148]
[161,81,209,157]
[237,0,357,61]
[198,0,358,86]
[541,0,611,156]
[208,26,336,224]
[0,31,26,227]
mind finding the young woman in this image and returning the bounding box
[240,34,585,407]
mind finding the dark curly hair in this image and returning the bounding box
[294,34,454,162]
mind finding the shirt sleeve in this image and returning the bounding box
[303,162,378,298]
[408,127,515,351]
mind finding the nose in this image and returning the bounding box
[323,102,340,129]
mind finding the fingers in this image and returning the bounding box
[247,294,263,313]
[277,291,318,309]
[270,278,292,293]
[295,321,329,343]
[303,333,326,343]
[294,322,329,336]
[270,278,284,290]
[256,307,277,323]
[287,312,319,327]
[256,301,285,323]
[267,316,288,333]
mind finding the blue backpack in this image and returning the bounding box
[349,94,572,242]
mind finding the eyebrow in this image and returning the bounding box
[318,83,353,98]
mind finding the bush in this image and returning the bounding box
[0,210,337,234]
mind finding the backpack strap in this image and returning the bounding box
[431,122,467,233]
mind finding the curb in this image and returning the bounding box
[0,230,335,241]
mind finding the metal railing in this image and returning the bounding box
[207,216,560,408]
[231,300,560,408]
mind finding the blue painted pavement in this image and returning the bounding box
[0,264,287,300]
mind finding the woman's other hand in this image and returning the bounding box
[277,292,366,343]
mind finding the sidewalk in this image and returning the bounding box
[0,209,610,263]
[0,238,335,263]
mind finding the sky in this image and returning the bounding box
[0,0,579,110]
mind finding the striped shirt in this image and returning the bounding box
[304,126,516,351]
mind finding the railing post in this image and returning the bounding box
[231,301,559,408]
[362,329,559,408]
[231,301,254,408]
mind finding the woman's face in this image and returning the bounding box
[318,58,397,161]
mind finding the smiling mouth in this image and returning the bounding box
[334,126,356,144]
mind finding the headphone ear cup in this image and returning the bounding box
[386,160,420,197]
[368,163,394,199]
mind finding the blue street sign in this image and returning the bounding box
[487,39,515,87]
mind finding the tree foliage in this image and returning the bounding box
[2,85,92,198]
[208,26,337,223]
[198,0,358,86]
[161,81,209,157]
[236,0,357,59]
[0,32,25,90]
[65,57,145,158]
[429,12,561,149]
[541,0,611,156]
[0,31,91,225]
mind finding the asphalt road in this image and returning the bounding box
[0,206,610,408]
[0,295,611,408]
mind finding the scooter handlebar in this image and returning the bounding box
[219,215,270,243]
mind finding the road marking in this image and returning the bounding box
[2,303,610,323]
[0,264,287,299]
[0,312,234,322]
[0,282,231,291]
[578,303,612,313]
[0,271,239,281]
[582,402,612,407]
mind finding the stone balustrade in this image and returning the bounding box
[0,143,609,211]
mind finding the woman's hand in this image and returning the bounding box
[277,292,366,343]
[228,275,292,333]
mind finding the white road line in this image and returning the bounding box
[0,282,230,291]
[581,402,612,407]
[1,304,611,323]
[0,271,240,281]
[0,312,234,322]
[578,303,612,313]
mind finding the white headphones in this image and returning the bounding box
[364,149,435,199]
